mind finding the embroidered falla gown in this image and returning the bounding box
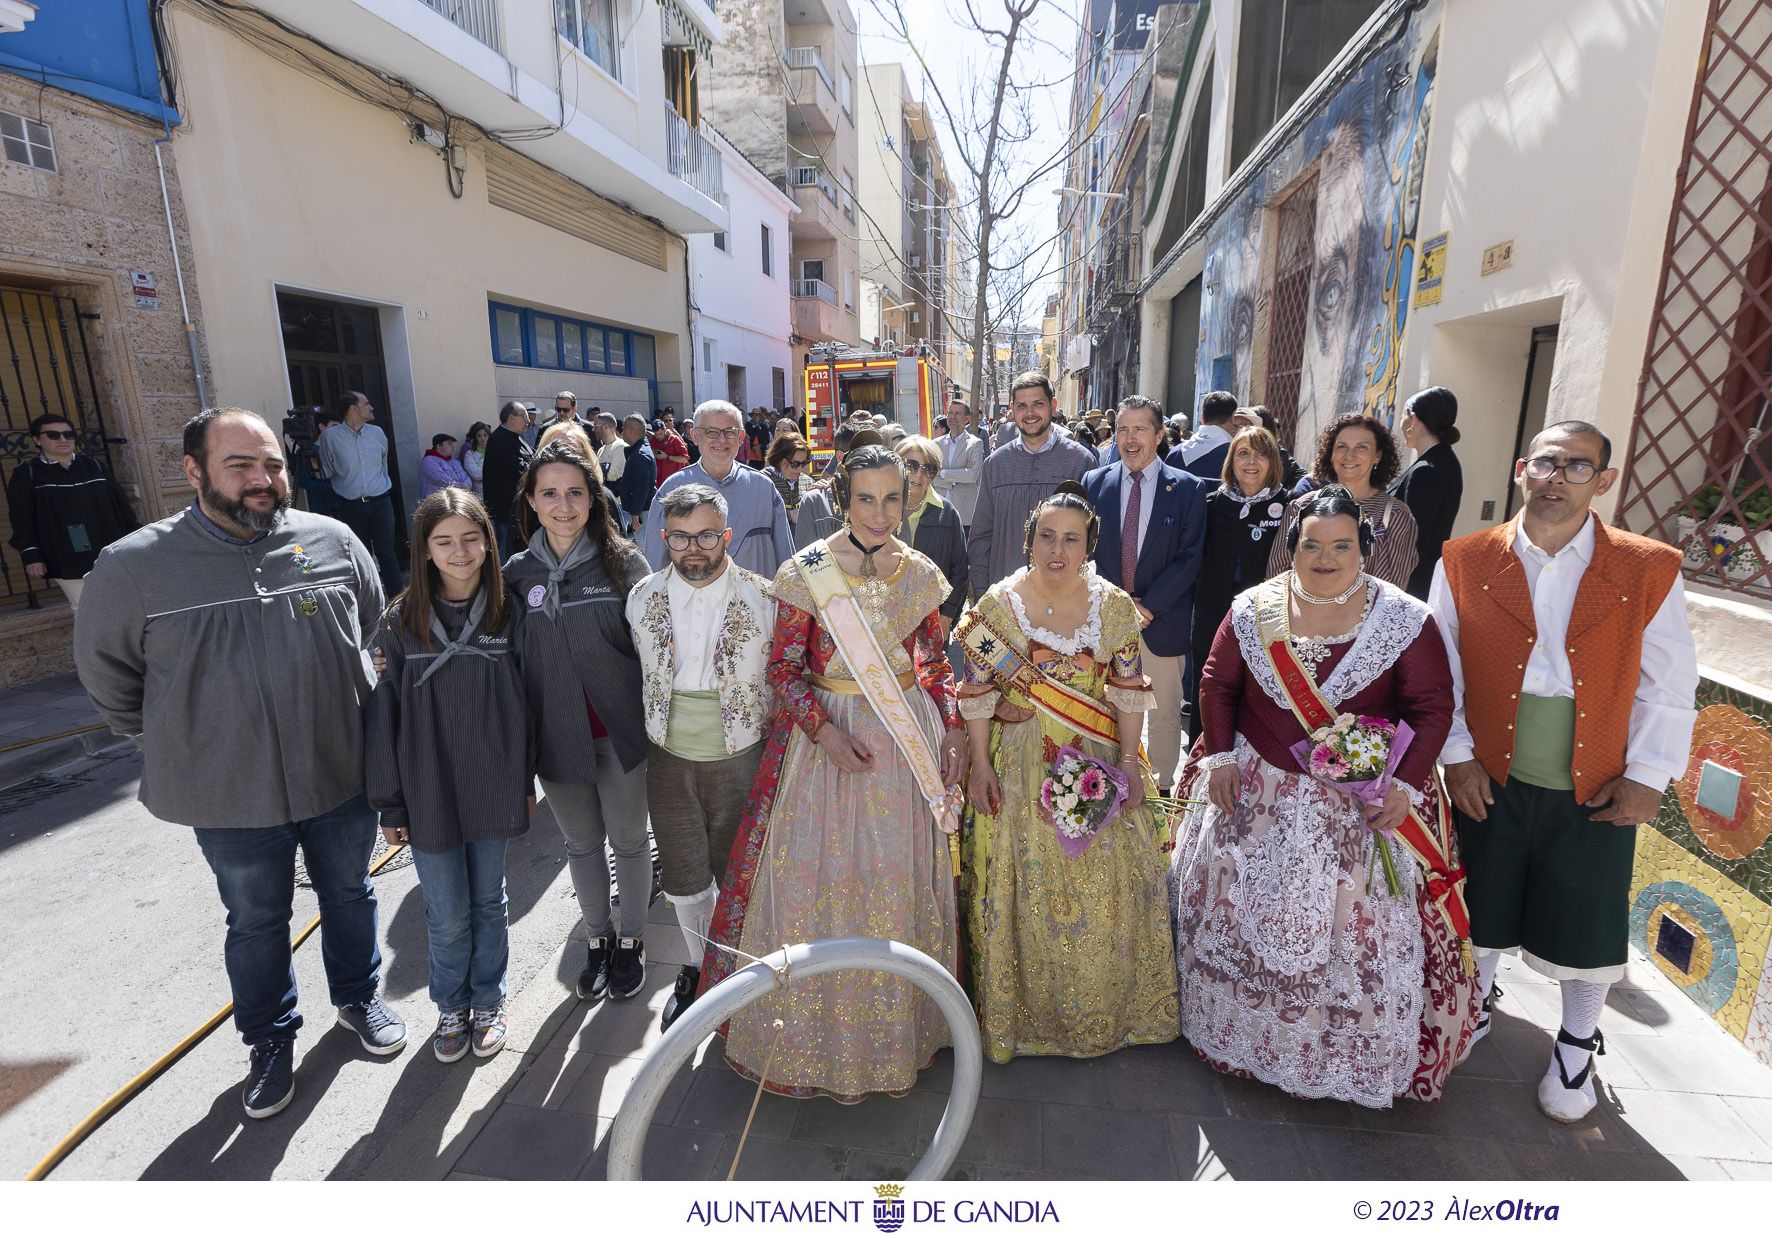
[1169,577,1477,1107]
[700,545,960,1102]
[957,568,1180,1064]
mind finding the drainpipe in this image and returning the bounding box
[153,128,211,411]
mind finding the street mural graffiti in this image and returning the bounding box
[1197,13,1440,452]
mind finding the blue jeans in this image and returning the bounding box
[411,840,511,1013]
[338,490,405,597]
[193,794,383,1046]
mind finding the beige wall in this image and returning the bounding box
[168,5,690,505]
[1401,0,1703,537]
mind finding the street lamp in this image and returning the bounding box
[1053,188,1125,199]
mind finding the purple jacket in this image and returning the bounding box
[420,450,471,498]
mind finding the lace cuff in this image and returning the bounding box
[1396,778,1429,814]
[1203,750,1238,772]
[958,688,1001,721]
[1105,680,1154,713]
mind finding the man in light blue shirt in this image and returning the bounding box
[316,390,404,595]
[642,400,792,577]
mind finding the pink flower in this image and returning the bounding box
[1078,767,1107,801]
[1039,780,1056,812]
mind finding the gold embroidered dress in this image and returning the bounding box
[705,545,961,1102]
[957,569,1181,1063]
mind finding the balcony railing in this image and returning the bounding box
[418,0,502,52]
[665,105,728,209]
[792,165,838,203]
[785,46,835,92]
[792,279,838,305]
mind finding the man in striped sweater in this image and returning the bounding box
[967,372,1100,598]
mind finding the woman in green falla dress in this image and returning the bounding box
[955,486,1180,1063]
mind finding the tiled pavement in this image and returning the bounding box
[0,670,100,749]
[420,896,1772,1182]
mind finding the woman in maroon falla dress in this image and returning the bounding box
[1170,486,1478,1108]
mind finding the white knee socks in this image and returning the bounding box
[1555,979,1608,1072]
[1476,950,1501,1005]
[666,882,719,965]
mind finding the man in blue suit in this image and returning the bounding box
[1085,394,1210,794]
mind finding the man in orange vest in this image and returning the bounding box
[1431,420,1696,1123]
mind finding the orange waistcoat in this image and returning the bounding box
[1441,515,1680,792]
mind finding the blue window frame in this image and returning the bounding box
[487,300,657,377]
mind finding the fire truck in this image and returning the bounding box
[800,344,952,460]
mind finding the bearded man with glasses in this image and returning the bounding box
[641,399,794,577]
[627,483,776,1030]
[6,412,139,614]
[1430,420,1697,1124]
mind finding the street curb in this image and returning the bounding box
[0,729,129,792]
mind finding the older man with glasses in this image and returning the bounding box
[641,399,793,577]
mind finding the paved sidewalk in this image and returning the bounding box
[0,670,112,790]
[413,904,1772,1183]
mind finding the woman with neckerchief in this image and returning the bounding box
[1187,426,1288,742]
[1266,414,1419,588]
[1172,485,1476,1108]
[954,484,1180,1064]
[701,445,966,1103]
[502,442,653,1006]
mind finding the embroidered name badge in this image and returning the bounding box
[580,584,611,597]
[527,584,547,608]
[291,545,315,573]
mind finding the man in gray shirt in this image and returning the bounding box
[968,372,1099,597]
[315,389,404,596]
[76,407,406,1120]
[642,400,793,577]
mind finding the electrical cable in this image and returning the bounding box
[21,841,413,1182]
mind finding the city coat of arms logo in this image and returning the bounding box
[872,1183,906,1233]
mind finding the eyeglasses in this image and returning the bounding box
[786,456,810,468]
[699,427,744,442]
[664,529,725,550]
[37,429,77,441]
[553,406,573,414]
[1523,456,1600,484]
[900,460,941,477]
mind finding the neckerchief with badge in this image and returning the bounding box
[525,528,597,622]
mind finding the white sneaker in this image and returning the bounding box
[1537,1027,1603,1122]
[1456,984,1499,1065]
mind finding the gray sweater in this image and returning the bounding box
[74,508,384,828]
[967,435,1099,597]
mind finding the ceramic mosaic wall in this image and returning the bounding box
[1630,678,1772,1065]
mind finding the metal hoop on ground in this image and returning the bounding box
[605,936,982,1181]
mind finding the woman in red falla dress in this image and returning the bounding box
[1170,486,1478,1108]
[701,446,965,1102]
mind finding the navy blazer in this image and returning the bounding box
[1083,460,1211,657]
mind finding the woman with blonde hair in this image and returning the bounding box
[893,434,967,635]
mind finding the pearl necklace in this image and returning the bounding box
[1289,569,1365,606]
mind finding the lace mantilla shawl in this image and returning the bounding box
[1230,578,1430,710]
[771,543,951,649]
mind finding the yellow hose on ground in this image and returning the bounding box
[23,842,409,1181]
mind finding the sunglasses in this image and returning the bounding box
[900,460,940,477]
[785,456,810,468]
[38,429,77,441]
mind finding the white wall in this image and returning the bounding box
[690,132,796,411]
[1400,0,1703,535]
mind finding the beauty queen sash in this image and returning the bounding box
[953,607,1122,746]
[1250,576,1474,964]
[797,545,962,840]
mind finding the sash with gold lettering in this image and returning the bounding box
[797,545,961,835]
[953,607,1121,746]
[1249,576,1473,950]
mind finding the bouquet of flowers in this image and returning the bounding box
[1290,714,1416,896]
[1038,744,1131,858]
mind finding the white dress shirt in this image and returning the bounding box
[1429,515,1699,791]
[1118,459,1159,559]
[666,559,736,693]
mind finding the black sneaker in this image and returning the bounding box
[660,964,701,1031]
[243,1039,295,1120]
[336,994,407,1056]
[608,935,646,1000]
[577,933,615,1001]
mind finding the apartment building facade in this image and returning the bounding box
[701,0,861,401]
